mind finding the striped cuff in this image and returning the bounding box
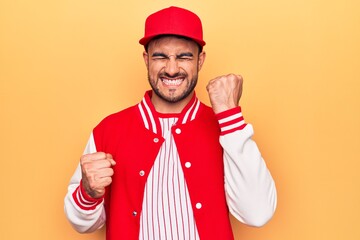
[72,181,104,210]
[216,106,247,135]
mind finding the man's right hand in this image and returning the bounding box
[80,152,116,198]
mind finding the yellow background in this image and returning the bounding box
[1,0,359,239]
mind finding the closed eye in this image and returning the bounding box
[177,53,194,61]
[151,52,168,60]
[178,56,193,61]
[150,52,194,61]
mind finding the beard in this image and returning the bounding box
[148,71,198,103]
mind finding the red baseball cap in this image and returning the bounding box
[139,6,206,47]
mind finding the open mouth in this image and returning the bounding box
[161,77,184,86]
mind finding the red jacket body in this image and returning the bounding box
[93,99,234,239]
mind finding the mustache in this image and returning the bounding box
[159,72,187,79]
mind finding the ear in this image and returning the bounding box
[143,51,149,69]
[198,51,206,71]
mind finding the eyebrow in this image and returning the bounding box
[177,52,194,58]
[151,52,168,58]
[151,52,194,58]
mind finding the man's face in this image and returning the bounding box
[143,36,206,105]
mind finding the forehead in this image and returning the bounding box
[147,36,199,54]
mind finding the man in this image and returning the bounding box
[64,6,277,240]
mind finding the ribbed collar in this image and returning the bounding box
[137,90,200,134]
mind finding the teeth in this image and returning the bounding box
[162,78,183,86]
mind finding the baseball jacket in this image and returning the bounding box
[64,91,277,239]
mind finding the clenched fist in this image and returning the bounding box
[80,152,116,198]
[206,74,243,114]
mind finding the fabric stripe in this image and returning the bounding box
[217,107,247,135]
[77,190,97,206]
[142,98,157,134]
[190,100,200,121]
[220,120,246,132]
[218,112,243,124]
[182,99,196,124]
[72,185,102,210]
[138,103,150,130]
[181,98,200,124]
[219,116,244,128]
[139,117,199,240]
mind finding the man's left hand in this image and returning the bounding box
[206,74,243,114]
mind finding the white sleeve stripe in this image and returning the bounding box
[76,188,98,207]
[218,112,243,124]
[221,120,246,132]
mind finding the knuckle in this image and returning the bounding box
[99,152,107,159]
[81,161,92,171]
[227,74,236,81]
[212,79,221,85]
[87,178,94,186]
[218,75,225,81]
[105,159,113,168]
[88,181,98,190]
[226,73,233,77]
[106,177,113,185]
[206,83,214,90]
[80,154,89,163]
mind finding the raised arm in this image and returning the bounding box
[207,74,277,226]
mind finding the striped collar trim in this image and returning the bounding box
[137,91,200,134]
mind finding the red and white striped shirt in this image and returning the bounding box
[140,117,199,240]
[138,96,200,240]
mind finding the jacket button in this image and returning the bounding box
[139,170,145,176]
[196,203,202,209]
[185,162,191,168]
[153,137,159,143]
[175,128,181,134]
[132,211,137,216]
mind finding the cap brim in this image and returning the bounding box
[139,34,206,47]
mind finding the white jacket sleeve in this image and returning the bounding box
[217,107,277,227]
[64,133,106,233]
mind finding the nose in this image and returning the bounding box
[164,57,180,77]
